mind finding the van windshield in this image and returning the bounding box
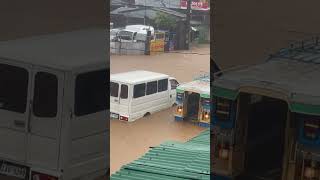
[74,69,108,116]
[118,31,133,40]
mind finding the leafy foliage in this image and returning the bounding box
[153,12,176,30]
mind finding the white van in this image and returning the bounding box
[110,71,179,122]
[0,28,108,180]
[125,25,155,36]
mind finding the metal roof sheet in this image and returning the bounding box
[111,129,210,180]
[111,6,186,19]
[135,0,181,9]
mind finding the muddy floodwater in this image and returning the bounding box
[110,44,210,175]
[110,44,210,83]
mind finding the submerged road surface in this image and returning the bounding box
[110,44,210,174]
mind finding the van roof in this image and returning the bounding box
[111,70,169,84]
[0,28,107,71]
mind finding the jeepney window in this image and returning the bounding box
[110,82,119,97]
[33,72,58,117]
[75,69,108,116]
[170,79,179,90]
[120,84,128,99]
[133,83,146,98]
[146,81,157,95]
[0,63,29,113]
[158,79,168,92]
[177,92,184,101]
[216,97,231,120]
[302,117,320,140]
[201,97,211,106]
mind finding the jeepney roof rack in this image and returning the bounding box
[268,36,320,64]
[193,72,210,82]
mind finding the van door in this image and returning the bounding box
[169,79,179,105]
[0,61,32,163]
[27,67,64,170]
[110,81,120,118]
[71,69,108,178]
[118,84,130,117]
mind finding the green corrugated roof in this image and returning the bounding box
[111,130,210,180]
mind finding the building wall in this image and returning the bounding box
[0,0,107,41]
[213,0,320,69]
[110,41,146,55]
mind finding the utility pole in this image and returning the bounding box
[185,0,192,50]
[144,0,147,25]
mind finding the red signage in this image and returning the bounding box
[180,0,209,10]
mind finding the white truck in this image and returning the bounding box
[0,28,108,180]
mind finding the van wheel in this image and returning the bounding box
[144,112,151,117]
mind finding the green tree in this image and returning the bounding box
[153,12,176,30]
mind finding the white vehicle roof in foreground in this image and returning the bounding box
[111,70,169,84]
[126,25,153,30]
[0,28,107,71]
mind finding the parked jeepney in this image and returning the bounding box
[212,39,320,180]
[175,74,210,127]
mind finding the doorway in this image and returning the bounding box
[237,94,288,180]
[186,92,200,120]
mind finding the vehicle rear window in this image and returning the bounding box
[33,72,58,117]
[0,63,29,113]
[158,79,168,92]
[120,84,128,99]
[133,83,146,98]
[146,81,157,95]
[110,82,119,97]
[75,69,108,116]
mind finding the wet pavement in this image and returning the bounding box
[110,44,210,175]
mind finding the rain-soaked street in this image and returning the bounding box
[110,44,210,174]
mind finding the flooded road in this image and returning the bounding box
[110,44,210,174]
[110,44,210,83]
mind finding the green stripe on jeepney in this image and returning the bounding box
[176,88,185,93]
[213,86,238,100]
[289,103,320,115]
[200,93,210,98]
[213,86,320,115]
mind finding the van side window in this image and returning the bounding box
[120,84,128,99]
[75,69,108,116]
[158,79,168,92]
[170,79,179,90]
[146,81,157,95]
[0,63,29,113]
[110,82,119,97]
[133,83,146,98]
[33,72,58,117]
